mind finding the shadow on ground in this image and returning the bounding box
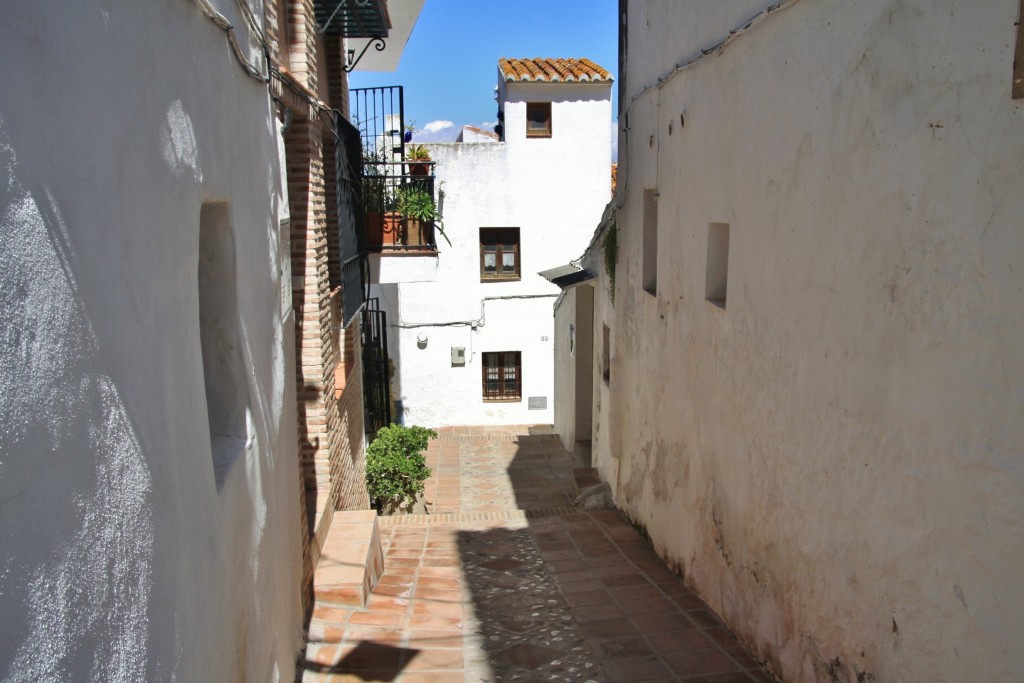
[454,429,774,683]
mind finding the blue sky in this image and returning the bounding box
[349,0,618,147]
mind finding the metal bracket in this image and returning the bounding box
[343,37,386,72]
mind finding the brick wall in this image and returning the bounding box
[269,0,367,617]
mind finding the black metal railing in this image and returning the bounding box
[362,160,437,251]
[351,85,440,252]
[351,86,406,164]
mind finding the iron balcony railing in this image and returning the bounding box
[361,160,438,252]
[352,85,440,253]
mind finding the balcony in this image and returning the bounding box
[352,85,440,284]
[362,160,439,253]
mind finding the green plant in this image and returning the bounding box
[365,424,436,514]
[406,144,432,161]
[602,220,618,304]
[395,186,451,246]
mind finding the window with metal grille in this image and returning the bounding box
[480,228,520,280]
[526,102,552,137]
[482,351,522,401]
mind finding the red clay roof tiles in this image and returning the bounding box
[498,58,612,83]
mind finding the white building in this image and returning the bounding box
[0,0,423,679]
[373,58,612,427]
[555,2,1024,682]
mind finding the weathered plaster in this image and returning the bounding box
[565,1,1024,681]
[0,0,301,679]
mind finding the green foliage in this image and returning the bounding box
[406,144,432,161]
[395,186,438,222]
[365,424,436,513]
[602,220,618,304]
[395,186,451,246]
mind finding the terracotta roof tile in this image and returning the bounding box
[498,58,612,83]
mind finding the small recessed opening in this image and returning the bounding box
[642,189,658,296]
[198,202,250,491]
[705,222,730,309]
[602,324,611,384]
[1014,0,1024,98]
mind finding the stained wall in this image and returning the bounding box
[588,1,1024,681]
[0,0,302,679]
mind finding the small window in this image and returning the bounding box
[526,102,552,138]
[482,351,522,401]
[705,223,730,309]
[602,324,611,384]
[480,228,521,280]
[642,189,658,296]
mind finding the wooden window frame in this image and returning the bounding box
[482,351,522,401]
[526,102,552,138]
[479,227,521,281]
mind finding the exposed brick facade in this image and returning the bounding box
[266,0,368,616]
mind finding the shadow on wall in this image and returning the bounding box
[0,118,155,681]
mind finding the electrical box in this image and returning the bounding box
[451,347,466,366]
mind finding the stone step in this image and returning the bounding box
[572,467,601,494]
[311,510,384,609]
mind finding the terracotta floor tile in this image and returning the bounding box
[557,578,605,594]
[645,628,717,654]
[635,613,702,638]
[602,573,652,588]
[564,589,613,607]
[610,583,666,603]
[619,597,679,617]
[404,648,464,671]
[572,603,625,623]
[397,671,466,683]
[348,610,405,627]
[589,636,657,659]
[301,428,772,683]
[579,617,641,638]
[602,654,673,681]
[662,648,740,677]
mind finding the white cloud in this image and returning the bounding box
[479,120,497,129]
[423,120,454,133]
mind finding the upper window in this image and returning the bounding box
[480,228,521,281]
[482,351,522,401]
[526,102,552,138]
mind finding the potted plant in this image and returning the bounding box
[406,144,432,176]
[361,149,401,248]
[395,185,451,247]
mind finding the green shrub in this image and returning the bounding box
[365,424,436,514]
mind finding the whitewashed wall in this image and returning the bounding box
[0,0,301,680]
[599,1,1024,682]
[377,78,612,427]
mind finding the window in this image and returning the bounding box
[482,351,522,401]
[480,228,521,280]
[602,324,611,384]
[526,102,552,137]
[705,222,730,309]
[642,189,658,295]
[198,202,250,492]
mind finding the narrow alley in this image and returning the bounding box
[299,427,774,683]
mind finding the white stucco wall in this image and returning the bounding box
[0,1,302,680]
[596,1,1024,682]
[377,78,612,427]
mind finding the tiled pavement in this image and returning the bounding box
[299,426,776,683]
